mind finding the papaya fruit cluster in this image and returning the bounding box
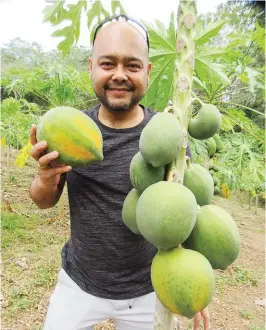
[122,107,240,319]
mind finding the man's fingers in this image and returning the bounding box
[53,165,72,175]
[30,124,38,146]
[202,309,211,330]
[30,141,48,161]
[38,151,59,168]
[193,312,201,330]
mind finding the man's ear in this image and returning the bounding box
[147,62,152,76]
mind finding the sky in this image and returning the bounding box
[0,0,226,51]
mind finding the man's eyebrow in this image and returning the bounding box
[98,55,144,63]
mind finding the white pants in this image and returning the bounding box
[43,269,156,330]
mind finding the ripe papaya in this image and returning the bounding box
[139,112,183,167]
[213,134,224,152]
[136,181,197,250]
[151,247,215,318]
[122,188,141,235]
[183,205,240,270]
[206,138,216,158]
[36,106,103,167]
[188,104,221,140]
[130,152,165,193]
[183,163,214,206]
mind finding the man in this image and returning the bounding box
[29,14,210,330]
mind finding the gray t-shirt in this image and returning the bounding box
[62,104,192,300]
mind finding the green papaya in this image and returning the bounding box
[183,163,214,206]
[130,152,165,193]
[213,134,224,153]
[209,164,219,172]
[213,176,219,186]
[214,186,220,195]
[188,104,221,140]
[139,112,183,167]
[151,247,215,319]
[206,138,216,158]
[209,170,215,176]
[183,205,240,270]
[122,189,141,235]
[136,181,198,250]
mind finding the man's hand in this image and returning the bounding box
[30,124,72,187]
[193,307,211,330]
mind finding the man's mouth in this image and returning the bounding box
[107,89,130,96]
[108,88,131,91]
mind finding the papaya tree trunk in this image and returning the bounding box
[154,1,197,329]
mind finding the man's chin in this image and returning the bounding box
[106,99,132,112]
[108,103,131,112]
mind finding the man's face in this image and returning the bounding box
[89,22,152,112]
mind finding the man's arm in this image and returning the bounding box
[29,173,66,209]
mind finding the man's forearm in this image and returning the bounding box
[29,175,64,209]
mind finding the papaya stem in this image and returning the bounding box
[191,91,204,106]
[156,1,197,329]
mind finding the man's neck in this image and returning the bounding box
[98,104,144,129]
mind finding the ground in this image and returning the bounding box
[1,147,265,330]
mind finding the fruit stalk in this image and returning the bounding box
[156,1,197,329]
[166,0,197,185]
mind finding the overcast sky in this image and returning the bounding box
[0,0,226,51]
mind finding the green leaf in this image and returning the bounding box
[167,12,176,46]
[142,19,176,51]
[45,1,86,56]
[197,49,229,59]
[87,1,109,31]
[195,21,226,46]
[240,66,264,93]
[142,54,176,110]
[42,1,66,25]
[192,76,210,95]
[252,22,265,51]
[195,57,231,92]
[111,1,126,16]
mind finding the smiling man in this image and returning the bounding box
[90,17,151,126]
[29,14,209,330]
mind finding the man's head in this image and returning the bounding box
[89,15,152,113]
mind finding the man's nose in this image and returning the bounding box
[111,65,128,82]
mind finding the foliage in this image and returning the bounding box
[1,98,39,149]
[1,0,264,195]
[2,62,96,110]
[42,0,126,56]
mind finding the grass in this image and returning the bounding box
[2,210,67,325]
[248,326,265,330]
[240,309,253,320]
[216,265,259,291]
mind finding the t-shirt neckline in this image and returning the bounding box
[91,104,150,133]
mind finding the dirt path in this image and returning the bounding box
[1,148,265,330]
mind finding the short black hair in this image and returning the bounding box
[92,14,150,50]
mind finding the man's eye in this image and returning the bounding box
[101,62,113,67]
[128,64,140,68]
